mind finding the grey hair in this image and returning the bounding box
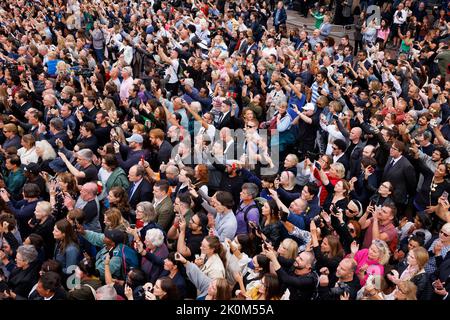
[36,201,52,215]
[136,201,157,223]
[35,140,57,161]
[49,117,63,130]
[17,245,38,264]
[145,228,165,247]
[96,284,117,300]
[77,149,93,162]
[166,165,180,175]
[242,182,259,199]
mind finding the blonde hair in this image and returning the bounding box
[330,163,346,179]
[371,239,390,265]
[36,201,52,216]
[396,281,417,300]
[411,247,429,270]
[280,238,298,260]
[3,123,18,134]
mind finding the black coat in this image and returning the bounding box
[7,261,41,298]
[381,156,417,204]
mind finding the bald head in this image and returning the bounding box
[362,145,375,158]
[80,182,97,201]
[350,127,362,142]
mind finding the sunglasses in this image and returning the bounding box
[440,230,450,237]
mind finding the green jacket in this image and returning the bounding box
[83,230,123,281]
[154,196,174,232]
[4,168,26,196]
[105,167,130,192]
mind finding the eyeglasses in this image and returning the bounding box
[380,184,391,189]
[440,230,450,237]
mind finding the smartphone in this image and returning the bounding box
[175,252,181,260]
[130,224,136,229]
[442,191,449,200]
[314,162,322,171]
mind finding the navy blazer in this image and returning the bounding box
[273,8,287,26]
[128,178,153,209]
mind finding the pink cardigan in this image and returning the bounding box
[352,249,385,286]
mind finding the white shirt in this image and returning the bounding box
[390,155,402,167]
[165,59,180,84]
[333,153,345,164]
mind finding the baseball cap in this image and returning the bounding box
[126,134,144,144]
[303,103,315,111]
[24,163,40,175]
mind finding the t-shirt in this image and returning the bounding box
[363,220,398,252]
[78,164,98,185]
[186,231,204,261]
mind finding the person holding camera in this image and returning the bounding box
[317,258,361,300]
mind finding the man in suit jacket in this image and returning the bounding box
[215,99,234,130]
[273,1,287,32]
[152,180,174,232]
[331,139,350,170]
[39,118,70,150]
[127,165,153,212]
[381,140,417,214]
[149,128,173,170]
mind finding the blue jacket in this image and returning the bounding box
[54,242,81,274]
[273,8,287,26]
[7,199,39,239]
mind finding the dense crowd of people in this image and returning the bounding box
[0,0,449,301]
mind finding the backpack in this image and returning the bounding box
[116,243,139,279]
[240,198,265,233]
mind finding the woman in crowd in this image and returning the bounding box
[35,140,57,174]
[17,134,38,165]
[350,239,390,286]
[107,187,132,222]
[135,228,169,284]
[49,172,79,222]
[53,219,81,276]
[6,245,41,298]
[387,246,432,300]
[28,201,55,259]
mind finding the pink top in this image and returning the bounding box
[377,28,390,41]
[352,249,385,286]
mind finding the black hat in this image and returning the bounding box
[24,163,40,175]
[104,229,125,245]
